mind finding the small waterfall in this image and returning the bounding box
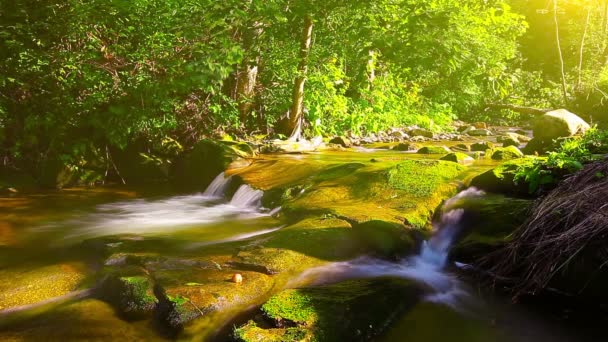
[203,172,232,198]
[229,185,263,208]
[291,187,485,310]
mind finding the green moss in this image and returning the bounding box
[245,278,420,341]
[417,146,451,154]
[489,146,524,160]
[234,321,307,342]
[388,160,464,198]
[439,152,474,164]
[0,263,86,310]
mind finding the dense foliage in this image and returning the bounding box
[1,0,607,183]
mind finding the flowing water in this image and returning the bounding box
[0,151,593,341]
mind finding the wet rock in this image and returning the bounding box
[0,299,163,341]
[470,141,494,152]
[408,128,434,138]
[450,144,470,152]
[392,142,419,152]
[533,109,590,140]
[440,152,474,165]
[98,269,157,320]
[490,146,523,160]
[352,220,415,257]
[0,263,87,311]
[473,122,488,129]
[171,139,255,191]
[498,136,520,148]
[467,129,493,137]
[390,131,409,140]
[470,159,535,195]
[154,268,274,333]
[329,136,352,148]
[234,278,421,342]
[417,146,451,154]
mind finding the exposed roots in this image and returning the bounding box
[477,158,608,299]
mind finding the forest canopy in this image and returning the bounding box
[1,0,607,175]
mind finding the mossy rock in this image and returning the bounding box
[470,141,494,152]
[236,278,420,342]
[439,152,474,165]
[234,321,307,342]
[449,195,532,262]
[97,269,157,320]
[392,142,419,151]
[352,220,415,258]
[0,263,87,311]
[328,136,352,148]
[170,139,255,191]
[0,299,165,341]
[417,146,451,154]
[490,146,523,160]
[154,268,274,333]
[450,144,470,152]
[469,158,536,195]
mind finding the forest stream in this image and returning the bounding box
[0,146,599,342]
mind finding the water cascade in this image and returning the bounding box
[202,172,232,198]
[291,187,486,310]
[43,173,272,240]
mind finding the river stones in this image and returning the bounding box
[408,128,434,138]
[417,146,451,154]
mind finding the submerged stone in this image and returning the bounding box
[417,146,451,154]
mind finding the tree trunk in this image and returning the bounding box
[367,49,376,88]
[236,62,259,122]
[554,0,569,105]
[287,14,313,140]
[236,18,263,125]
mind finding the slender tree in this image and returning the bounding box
[554,0,569,104]
[288,14,313,139]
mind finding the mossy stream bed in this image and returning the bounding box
[0,148,600,341]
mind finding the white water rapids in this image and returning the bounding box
[40,173,279,240]
[291,187,486,310]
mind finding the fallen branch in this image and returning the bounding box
[484,103,552,116]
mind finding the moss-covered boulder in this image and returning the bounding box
[170,139,255,191]
[533,109,590,140]
[0,263,87,311]
[352,220,415,258]
[450,144,470,152]
[392,142,419,151]
[417,146,451,154]
[490,146,523,160]
[0,299,164,341]
[470,141,494,152]
[329,136,352,148]
[235,278,420,342]
[449,195,532,262]
[154,267,274,333]
[469,158,535,195]
[97,269,157,320]
[440,152,474,165]
[408,128,434,138]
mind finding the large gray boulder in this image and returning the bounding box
[533,109,590,141]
